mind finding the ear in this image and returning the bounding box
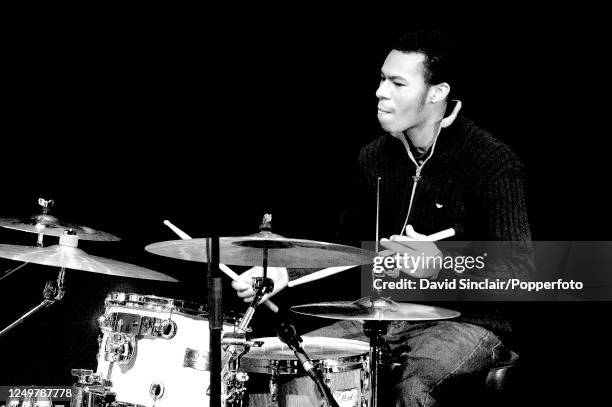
[428,82,451,103]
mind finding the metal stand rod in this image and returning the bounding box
[0,262,29,282]
[222,276,273,369]
[364,321,386,407]
[207,236,222,407]
[0,299,54,338]
[0,267,66,339]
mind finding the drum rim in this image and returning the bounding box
[239,353,368,375]
[105,291,206,317]
[240,336,369,375]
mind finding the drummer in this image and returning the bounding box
[233,30,535,406]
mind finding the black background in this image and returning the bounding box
[0,8,610,406]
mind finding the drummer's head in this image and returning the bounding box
[376,31,456,134]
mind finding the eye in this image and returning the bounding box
[393,81,405,87]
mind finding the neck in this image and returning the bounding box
[400,102,447,149]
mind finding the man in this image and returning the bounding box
[233,30,534,406]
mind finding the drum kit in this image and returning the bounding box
[0,198,460,407]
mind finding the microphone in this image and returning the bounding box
[276,323,301,351]
[275,323,339,407]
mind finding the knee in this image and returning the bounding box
[394,376,437,407]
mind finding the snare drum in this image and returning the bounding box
[94,292,235,407]
[241,337,370,407]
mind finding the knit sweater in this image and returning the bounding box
[337,115,535,336]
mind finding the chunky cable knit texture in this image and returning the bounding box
[343,115,530,241]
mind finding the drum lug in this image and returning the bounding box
[323,366,332,387]
[222,371,250,405]
[361,359,370,407]
[100,311,178,339]
[104,332,136,365]
[70,368,116,407]
[269,369,279,403]
[362,359,370,391]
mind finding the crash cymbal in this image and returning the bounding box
[291,298,460,321]
[0,243,177,282]
[145,231,376,268]
[0,214,120,241]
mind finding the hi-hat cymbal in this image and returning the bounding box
[0,244,176,282]
[145,231,376,268]
[291,298,460,321]
[0,214,120,241]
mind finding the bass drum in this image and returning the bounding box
[95,292,235,407]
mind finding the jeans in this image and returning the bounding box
[307,320,503,407]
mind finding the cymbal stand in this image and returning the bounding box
[0,198,55,282]
[0,231,76,339]
[36,197,54,247]
[354,295,397,407]
[0,266,66,339]
[0,262,29,282]
[363,318,388,407]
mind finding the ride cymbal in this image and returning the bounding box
[291,298,460,321]
[145,231,376,268]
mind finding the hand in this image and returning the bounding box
[231,266,289,304]
[379,225,442,279]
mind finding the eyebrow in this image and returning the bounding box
[381,72,408,82]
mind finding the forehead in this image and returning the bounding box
[381,50,426,82]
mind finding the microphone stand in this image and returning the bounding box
[276,324,339,407]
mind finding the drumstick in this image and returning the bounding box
[163,220,192,239]
[288,265,355,288]
[163,220,279,313]
[425,228,455,241]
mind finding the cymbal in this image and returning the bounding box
[145,231,376,268]
[0,214,120,241]
[0,244,177,282]
[291,299,460,321]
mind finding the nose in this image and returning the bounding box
[376,79,389,100]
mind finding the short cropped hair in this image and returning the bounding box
[392,30,457,90]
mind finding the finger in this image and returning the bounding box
[390,234,418,242]
[245,266,263,277]
[237,289,255,299]
[405,225,421,237]
[231,280,250,291]
[380,239,418,253]
[377,249,395,256]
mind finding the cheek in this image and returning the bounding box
[394,92,421,116]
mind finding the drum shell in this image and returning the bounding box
[95,292,234,407]
[241,337,370,407]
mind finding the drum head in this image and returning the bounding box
[244,336,369,361]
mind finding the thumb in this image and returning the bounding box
[405,225,425,239]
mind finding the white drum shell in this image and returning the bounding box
[96,296,232,407]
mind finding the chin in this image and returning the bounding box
[378,121,402,134]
